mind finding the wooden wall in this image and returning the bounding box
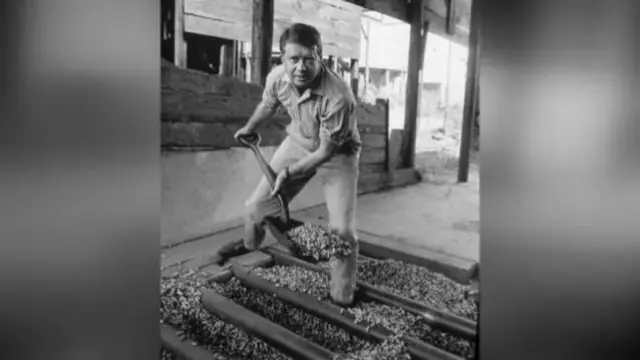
[183,0,362,58]
[161,60,392,194]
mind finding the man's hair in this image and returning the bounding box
[279,23,323,57]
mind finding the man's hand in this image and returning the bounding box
[270,167,290,197]
[234,125,255,142]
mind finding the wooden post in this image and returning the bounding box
[350,59,359,98]
[401,0,427,169]
[364,19,371,96]
[446,0,457,35]
[457,0,480,183]
[251,0,274,86]
[385,69,390,89]
[442,38,453,132]
[219,45,234,76]
[232,41,239,77]
[173,0,186,67]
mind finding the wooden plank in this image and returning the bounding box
[388,129,404,170]
[357,171,389,194]
[201,290,336,360]
[162,121,287,149]
[356,103,386,126]
[184,0,361,59]
[358,124,387,134]
[357,230,478,284]
[359,162,386,174]
[174,0,186,67]
[457,0,480,183]
[361,133,386,148]
[162,87,291,124]
[401,0,426,168]
[273,0,362,58]
[185,0,252,23]
[350,59,359,97]
[251,0,274,86]
[161,60,293,124]
[161,323,240,360]
[360,148,386,164]
[185,14,249,42]
[379,98,390,171]
[343,0,470,46]
[161,59,263,97]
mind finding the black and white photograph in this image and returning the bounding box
[160,0,480,359]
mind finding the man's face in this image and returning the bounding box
[282,42,321,88]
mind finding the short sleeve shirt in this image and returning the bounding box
[260,64,361,155]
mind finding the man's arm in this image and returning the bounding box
[241,71,281,132]
[288,100,354,177]
[245,102,277,131]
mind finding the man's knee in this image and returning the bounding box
[331,226,358,244]
[244,200,262,223]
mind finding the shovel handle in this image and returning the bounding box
[237,132,278,187]
[237,132,261,147]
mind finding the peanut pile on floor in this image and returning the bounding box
[160,255,478,360]
[285,222,356,260]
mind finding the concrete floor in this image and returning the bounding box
[295,164,480,263]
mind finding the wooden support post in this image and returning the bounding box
[350,59,359,98]
[364,19,371,96]
[173,0,186,67]
[457,0,480,183]
[446,0,457,35]
[219,44,234,76]
[401,0,427,169]
[251,0,274,86]
[232,41,239,77]
[385,69,390,89]
[443,38,453,132]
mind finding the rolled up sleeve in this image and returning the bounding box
[319,100,355,146]
[261,70,281,111]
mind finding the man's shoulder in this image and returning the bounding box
[266,65,287,85]
[321,68,356,107]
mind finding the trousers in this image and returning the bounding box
[243,136,360,304]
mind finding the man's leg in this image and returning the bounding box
[319,153,359,305]
[244,137,315,249]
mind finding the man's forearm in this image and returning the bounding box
[246,103,276,130]
[289,151,329,177]
[289,142,337,177]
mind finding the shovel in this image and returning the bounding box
[201,132,293,268]
[237,132,296,253]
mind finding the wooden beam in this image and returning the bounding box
[457,0,480,183]
[251,0,274,86]
[219,44,234,76]
[232,41,239,77]
[350,59,360,98]
[446,0,457,35]
[344,0,470,46]
[364,19,371,95]
[401,0,428,169]
[173,0,186,67]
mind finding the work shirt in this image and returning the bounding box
[261,64,361,155]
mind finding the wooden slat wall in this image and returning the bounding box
[183,0,362,58]
[162,59,289,149]
[356,99,389,194]
[162,59,391,193]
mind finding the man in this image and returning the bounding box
[234,23,361,305]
